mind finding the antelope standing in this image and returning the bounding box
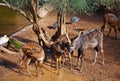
[19,42,45,77]
[101,13,120,39]
[69,29,104,72]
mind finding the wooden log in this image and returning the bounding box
[0,46,17,54]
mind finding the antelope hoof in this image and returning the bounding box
[102,62,105,65]
[92,61,96,65]
[57,70,60,75]
[28,72,32,77]
[75,63,79,67]
[42,72,44,75]
[107,35,110,37]
[92,63,95,66]
[79,67,83,73]
[59,65,61,68]
[17,67,22,73]
[17,70,21,73]
[57,72,59,75]
[36,74,38,77]
[55,67,58,71]
[92,64,94,66]
[29,74,32,77]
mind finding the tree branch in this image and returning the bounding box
[0,46,17,54]
[0,0,53,47]
[0,0,33,23]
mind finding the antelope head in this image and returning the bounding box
[68,31,83,52]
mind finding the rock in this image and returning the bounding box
[38,8,48,18]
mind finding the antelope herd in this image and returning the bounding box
[2,13,119,77]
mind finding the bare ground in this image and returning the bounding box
[0,11,120,81]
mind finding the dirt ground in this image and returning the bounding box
[0,11,120,81]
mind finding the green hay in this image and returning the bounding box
[9,38,24,49]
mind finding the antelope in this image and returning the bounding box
[19,42,45,77]
[69,29,104,72]
[53,32,77,66]
[51,41,64,74]
[101,13,120,39]
[51,32,76,74]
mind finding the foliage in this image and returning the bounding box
[67,0,88,14]
[4,0,119,14]
[1,0,119,14]
[50,0,88,14]
[5,0,49,8]
[6,0,26,8]
[49,0,65,13]
[100,0,118,5]
[9,38,24,49]
[85,0,98,13]
[49,0,119,14]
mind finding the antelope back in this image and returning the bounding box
[104,13,119,26]
[71,29,103,50]
[22,42,44,59]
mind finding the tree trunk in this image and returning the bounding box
[0,0,52,48]
[61,12,66,35]
[57,0,67,36]
[31,0,51,47]
[0,46,17,54]
[51,10,66,41]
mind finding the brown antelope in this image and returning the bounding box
[51,32,76,74]
[19,42,45,77]
[53,32,77,67]
[51,41,64,75]
[69,29,104,72]
[101,13,120,39]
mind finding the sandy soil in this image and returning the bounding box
[0,11,120,81]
